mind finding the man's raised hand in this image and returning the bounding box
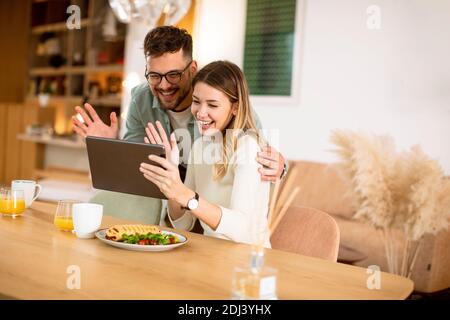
[72,103,119,139]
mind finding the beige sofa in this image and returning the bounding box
[281,160,450,293]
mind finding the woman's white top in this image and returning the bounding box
[168,134,271,248]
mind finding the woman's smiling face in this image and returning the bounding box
[191,82,237,136]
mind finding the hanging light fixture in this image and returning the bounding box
[133,0,166,27]
[163,0,191,26]
[108,0,132,23]
[108,0,191,27]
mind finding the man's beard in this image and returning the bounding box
[153,80,191,111]
[157,88,186,110]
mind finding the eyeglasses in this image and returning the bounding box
[145,60,193,86]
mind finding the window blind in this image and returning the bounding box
[243,0,297,96]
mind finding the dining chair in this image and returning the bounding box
[89,190,162,225]
[270,206,340,262]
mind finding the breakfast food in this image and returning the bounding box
[105,224,179,245]
[106,224,161,240]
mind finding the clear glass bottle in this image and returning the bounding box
[231,210,278,300]
[232,244,278,300]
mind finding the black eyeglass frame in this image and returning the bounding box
[145,60,193,85]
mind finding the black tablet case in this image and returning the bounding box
[86,136,167,199]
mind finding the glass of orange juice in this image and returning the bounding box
[54,200,80,231]
[0,188,26,217]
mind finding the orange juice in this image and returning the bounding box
[0,198,26,216]
[54,216,74,231]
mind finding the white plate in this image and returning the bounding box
[95,229,188,252]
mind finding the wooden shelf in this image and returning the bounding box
[88,96,122,107]
[86,64,124,73]
[30,67,72,76]
[25,95,122,107]
[29,64,124,76]
[17,133,86,149]
[25,95,84,104]
[31,19,90,34]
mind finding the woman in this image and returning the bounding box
[139,61,270,247]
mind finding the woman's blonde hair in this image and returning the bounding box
[192,60,264,180]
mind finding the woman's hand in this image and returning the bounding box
[145,121,179,166]
[140,155,192,206]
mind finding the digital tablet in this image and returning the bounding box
[86,136,167,199]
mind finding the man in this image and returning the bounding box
[72,26,286,182]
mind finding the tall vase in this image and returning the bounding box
[381,227,422,278]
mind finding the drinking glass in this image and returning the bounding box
[0,188,26,217]
[54,200,80,231]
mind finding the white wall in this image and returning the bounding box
[193,0,450,174]
[120,20,149,137]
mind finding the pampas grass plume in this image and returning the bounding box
[330,130,450,240]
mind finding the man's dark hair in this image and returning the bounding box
[143,26,192,59]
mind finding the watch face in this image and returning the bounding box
[188,199,199,210]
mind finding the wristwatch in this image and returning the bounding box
[280,163,288,180]
[183,192,199,210]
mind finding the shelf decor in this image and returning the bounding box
[27,0,127,134]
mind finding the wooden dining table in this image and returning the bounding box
[0,201,414,300]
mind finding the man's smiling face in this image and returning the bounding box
[145,49,197,111]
